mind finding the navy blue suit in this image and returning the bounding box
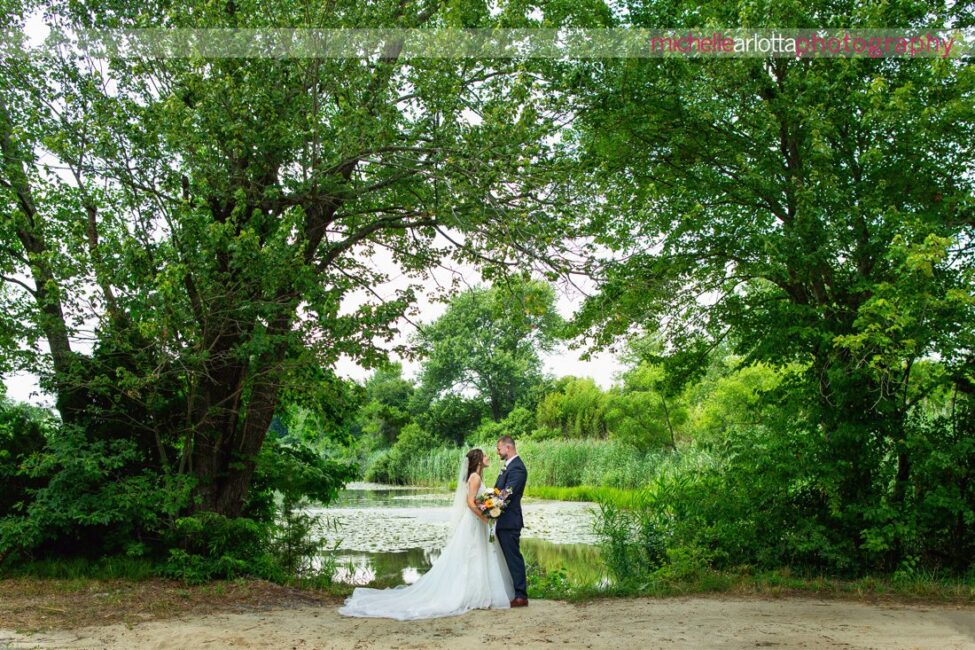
[494,455,527,599]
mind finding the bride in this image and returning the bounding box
[338,448,515,620]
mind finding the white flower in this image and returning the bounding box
[490,507,501,517]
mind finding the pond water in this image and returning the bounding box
[307,483,605,588]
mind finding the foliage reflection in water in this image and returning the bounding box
[331,539,604,588]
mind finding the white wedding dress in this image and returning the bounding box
[338,458,515,620]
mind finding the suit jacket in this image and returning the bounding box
[493,455,527,530]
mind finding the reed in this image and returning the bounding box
[368,438,702,490]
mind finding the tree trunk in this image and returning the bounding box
[190,374,281,517]
[0,98,86,420]
[186,306,293,517]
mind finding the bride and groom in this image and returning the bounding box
[338,436,529,620]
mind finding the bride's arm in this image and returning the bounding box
[466,475,489,524]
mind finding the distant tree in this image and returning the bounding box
[684,357,797,442]
[605,362,687,451]
[412,393,487,446]
[536,376,608,439]
[357,363,415,446]
[415,277,562,422]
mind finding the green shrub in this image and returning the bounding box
[362,425,459,485]
[269,498,337,585]
[0,424,193,564]
[471,407,536,443]
[161,512,271,583]
[364,448,398,483]
[899,404,975,572]
[594,502,667,586]
[0,400,353,585]
[593,404,975,580]
[0,400,51,516]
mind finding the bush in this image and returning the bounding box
[268,498,338,585]
[0,400,53,517]
[161,512,272,583]
[637,424,860,575]
[593,400,975,580]
[362,424,458,485]
[392,423,441,460]
[246,436,355,520]
[364,448,398,484]
[890,403,975,572]
[594,502,667,586]
[166,437,356,584]
[0,423,193,565]
[0,399,354,585]
[471,407,536,443]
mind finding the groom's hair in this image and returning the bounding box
[498,435,516,449]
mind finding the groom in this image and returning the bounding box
[495,435,528,607]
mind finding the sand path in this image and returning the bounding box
[2,595,973,649]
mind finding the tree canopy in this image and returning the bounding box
[558,0,975,566]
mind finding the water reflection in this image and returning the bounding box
[313,483,604,588]
[331,548,443,586]
[523,539,606,588]
[330,539,603,588]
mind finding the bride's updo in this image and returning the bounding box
[465,448,484,480]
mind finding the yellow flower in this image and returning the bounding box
[484,499,495,508]
[493,487,501,495]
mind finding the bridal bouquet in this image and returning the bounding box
[476,487,512,542]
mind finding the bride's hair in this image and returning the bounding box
[465,448,484,480]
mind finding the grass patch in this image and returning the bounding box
[526,484,648,507]
[540,568,975,605]
[1,553,355,597]
[1,557,160,582]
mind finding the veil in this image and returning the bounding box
[447,451,471,535]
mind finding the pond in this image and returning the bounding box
[307,483,605,588]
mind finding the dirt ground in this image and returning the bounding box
[2,593,974,650]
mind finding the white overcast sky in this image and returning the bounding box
[3,13,625,407]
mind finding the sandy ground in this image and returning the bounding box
[2,595,974,650]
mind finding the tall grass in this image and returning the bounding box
[498,439,718,490]
[363,437,718,493]
[526,485,650,507]
[3,557,160,581]
[373,445,468,486]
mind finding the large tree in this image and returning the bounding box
[0,0,559,517]
[563,0,974,560]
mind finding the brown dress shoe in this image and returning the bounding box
[510,597,529,607]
